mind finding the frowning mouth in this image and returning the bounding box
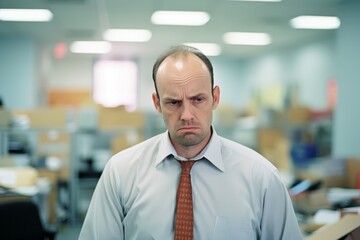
[178,126,199,132]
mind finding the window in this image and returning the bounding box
[93,60,137,110]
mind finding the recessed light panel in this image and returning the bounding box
[0,9,53,22]
[223,32,271,45]
[70,41,111,54]
[103,29,152,42]
[184,43,221,56]
[228,0,281,2]
[290,16,341,29]
[151,11,210,26]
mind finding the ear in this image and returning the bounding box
[152,92,162,113]
[212,86,220,110]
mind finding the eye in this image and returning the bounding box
[194,97,204,103]
[166,100,181,106]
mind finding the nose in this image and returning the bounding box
[180,101,195,122]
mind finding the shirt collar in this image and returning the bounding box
[155,128,225,172]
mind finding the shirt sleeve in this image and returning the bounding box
[260,170,304,240]
[78,159,124,240]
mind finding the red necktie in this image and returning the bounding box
[175,160,196,240]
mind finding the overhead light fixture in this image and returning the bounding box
[228,0,281,2]
[223,32,271,45]
[70,41,111,54]
[151,11,210,26]
[290,16,341,29]
[103,29,152,42]
[184,43,221,56]
[0,8,53,22]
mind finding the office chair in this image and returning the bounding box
[0,200,57,240]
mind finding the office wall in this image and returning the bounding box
[212,57,247,109]
[49,57,93,91]
[0,36,38,109]
[333,0,360,158]
[44,37,335,112]
[243,39,336,111]
[0,35,336,113]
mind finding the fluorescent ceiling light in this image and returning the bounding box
[104,29,152,42]
[151,11,210,26]
[223,32,271,45]
[184,43,221,56]
[228,0,281,2]
[0,9,53,22]
[70,41,111,54]
[290,16,341,29]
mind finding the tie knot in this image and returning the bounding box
[178,160,196,174]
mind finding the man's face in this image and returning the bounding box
[152,53,220,151]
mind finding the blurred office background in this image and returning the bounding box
[0,0,360,239]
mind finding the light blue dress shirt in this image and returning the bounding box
[79,129,303,240]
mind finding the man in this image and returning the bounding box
[79,45,303,239]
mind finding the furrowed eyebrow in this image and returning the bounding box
[189,93,207,99]
[163,97,181,102]
[162,92,208,101]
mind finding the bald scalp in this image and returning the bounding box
[152,45,214,97]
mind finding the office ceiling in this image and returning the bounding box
[0,0,341,59]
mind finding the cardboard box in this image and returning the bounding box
[346,159,360,189]
[111,133,144,154]
[292,188,331,215]
[98,107,145,130]
[306,214,360,240]
[286,106,311,124]
[37,131,70,180]
[13,107,67,128]
[0,167,38,188]
[257,128,292,171]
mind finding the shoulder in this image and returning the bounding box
[219,136,278,175]
[218,137,289,192]
[100,133,164,185]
